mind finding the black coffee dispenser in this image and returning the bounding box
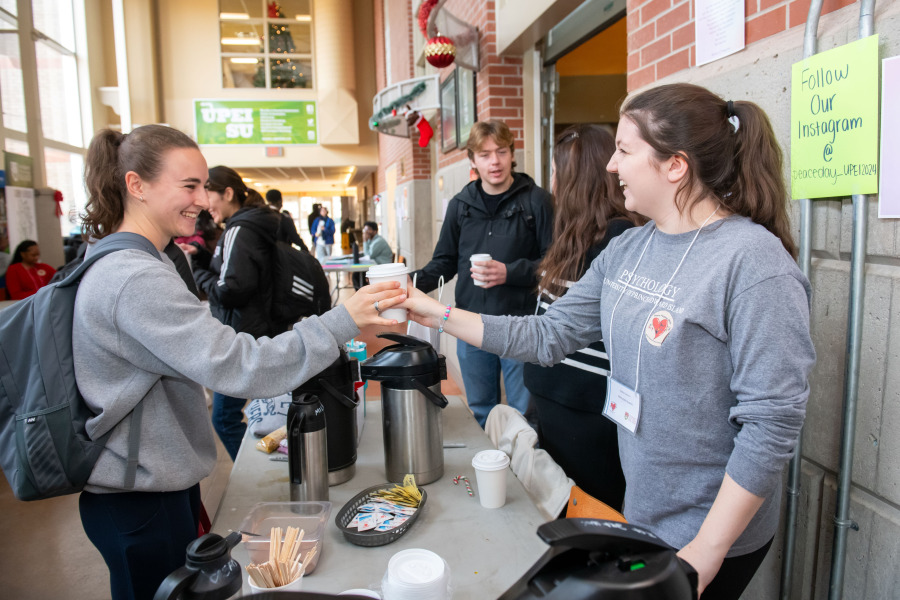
[293,348,359,485]
[153,532,242,600]
[498,519,698,600]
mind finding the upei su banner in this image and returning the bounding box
[194,99,318,145]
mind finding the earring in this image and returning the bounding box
[139,195,146,203]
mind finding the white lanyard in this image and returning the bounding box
[607,207,719,392]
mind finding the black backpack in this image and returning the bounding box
[0,233,159,500]
[239,220,332,324]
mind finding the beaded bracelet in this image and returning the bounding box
[438,304,452,333]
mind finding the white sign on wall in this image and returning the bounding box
[695,0,745,67]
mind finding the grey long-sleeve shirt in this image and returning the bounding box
[482,216,815,556]
[73,246,359,493]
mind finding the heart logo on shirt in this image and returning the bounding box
[652,317,668,338]
[645,310,674,347]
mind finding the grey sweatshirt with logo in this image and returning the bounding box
[482,216,815,556]
[73,247,359,494]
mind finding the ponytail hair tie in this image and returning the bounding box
[726,101,740,133]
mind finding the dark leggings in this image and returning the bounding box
[701,537,774,600]
[79,484,201,600]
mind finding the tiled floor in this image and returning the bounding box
[0,288,462,599]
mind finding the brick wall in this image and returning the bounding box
[372,0,527,188]
[374,0,430,191]
[626,0,857,90]
[435,0,524,170]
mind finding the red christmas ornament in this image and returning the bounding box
[417,0,439,38]
[425,36,455,69]
[268,1,281,18]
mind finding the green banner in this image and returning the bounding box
[4,153,34,188]
[790,35,879,199]
[194,99,318,145]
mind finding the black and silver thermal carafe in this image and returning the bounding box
[293,348,360,485]
[360,333,448,485]
[287,392,329,502]
[152,531,242,600]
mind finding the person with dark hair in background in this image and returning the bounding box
[265,188,307,251]
[75,125,405,600]
[362,221,392,265]
[402,84,815,600]
[311,205,336,260]
[524,124,645,511]
[5,239,56,300]
[191,166,290,460]
[307,202,321,246]
[411,119,553,428]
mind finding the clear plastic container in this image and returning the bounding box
[239,501,332,574]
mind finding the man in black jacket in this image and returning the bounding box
[412,120,553,428]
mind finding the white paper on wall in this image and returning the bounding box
[695,0,745,67]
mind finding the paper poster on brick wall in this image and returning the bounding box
[790,36,879,199]
[878,55,900,218]
[695,0,744,66]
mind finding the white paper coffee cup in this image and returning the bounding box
[366,262,409,322]
[469,253,492,287]
[471,449,510,509]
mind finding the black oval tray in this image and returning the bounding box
[335,483,427,547]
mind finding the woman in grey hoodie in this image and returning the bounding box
[74,124,406,600]
[402,84,815,600]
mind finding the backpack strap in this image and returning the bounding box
[71,233,160,489]
[58,232,162,288]
[123,401,144,489]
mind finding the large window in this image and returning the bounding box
[0,0,88,237]
[220,0,314,89]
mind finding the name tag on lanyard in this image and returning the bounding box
[603,377,642,434]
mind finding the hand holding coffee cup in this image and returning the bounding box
[345,280,407,328]
[470,254,507,288]
[366,263,410,322]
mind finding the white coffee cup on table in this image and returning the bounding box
[470,253,492,287]
[472,449,511,508]
[366,262,409,322]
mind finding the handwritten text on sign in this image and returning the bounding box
[790,35,879,199]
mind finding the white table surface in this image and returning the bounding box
[213,396,550,598]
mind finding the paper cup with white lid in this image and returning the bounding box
[469,253,492,287]
[471,449,511,508]
[366,262,409,322]
[382,548,450,600]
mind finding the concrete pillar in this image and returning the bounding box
[313,0,359,144]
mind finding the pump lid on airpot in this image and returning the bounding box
[360,333,446,385]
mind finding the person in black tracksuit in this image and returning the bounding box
[523,124,645,510]
[193,166,288,460]
[412,120,553,428]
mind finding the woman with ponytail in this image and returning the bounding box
[401,83,815,599]
[75,125,405,600]
[192,165,287,460]
[524,124,644,510]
